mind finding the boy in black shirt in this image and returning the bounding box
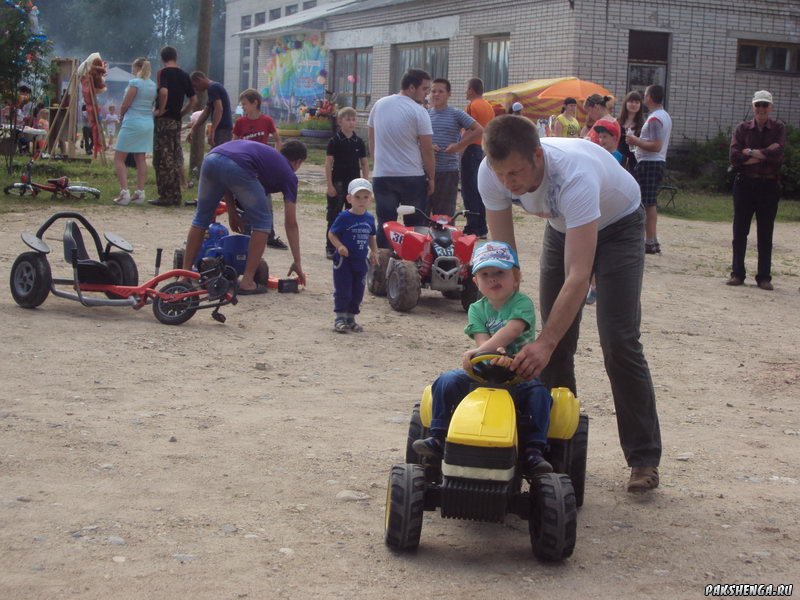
[325,107,370,259]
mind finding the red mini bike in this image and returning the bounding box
[367,205,479,312]
[10,212,237,325]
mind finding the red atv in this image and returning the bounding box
[367,206,479,312]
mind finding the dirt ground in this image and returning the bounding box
[1,163,799,599]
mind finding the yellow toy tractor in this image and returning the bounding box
[384,354,588,561]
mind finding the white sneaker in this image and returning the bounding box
[131,189,145,205]
[114,189,131,206]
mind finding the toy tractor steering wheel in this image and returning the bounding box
[467,352,523,387]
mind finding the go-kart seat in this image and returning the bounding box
[63,220,116,284]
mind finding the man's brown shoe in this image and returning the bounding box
[725,276,744,286]
[627,466,659,493]
[757,280,774,291]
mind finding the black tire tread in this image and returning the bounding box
[9,252,51,308]
[529,473,577,561]
[384,464,426,551]
[387,259,420,312]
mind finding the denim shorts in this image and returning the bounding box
[192,152,273,232]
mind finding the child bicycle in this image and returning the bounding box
[4,157,101,200]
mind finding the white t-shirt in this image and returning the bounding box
[635,107,672,162]
[478,137,641,234]
[367,93,433,177]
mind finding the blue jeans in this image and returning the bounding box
[430,369,552,446]
[332,254,368,314]
[460,145,487,236]
[373,176,428,248]
[192,152,273,232]
[539,206,661,467]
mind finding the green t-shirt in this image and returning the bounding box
[464,291,536,356]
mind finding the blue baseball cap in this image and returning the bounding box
[471,241,519,273]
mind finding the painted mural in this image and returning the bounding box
[261,33,328,122]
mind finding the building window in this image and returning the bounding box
[737,40,800,73]
[254,12,266,26]
[333,48,373,110]
[239,16,252,93]
[627,30,670,102]
[303,0,317,9]
[285,4,298,16]
[479,36,509,92]
[391,41,449,89]
[269,8,281,21]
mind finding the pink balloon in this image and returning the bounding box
[347,74,356,84]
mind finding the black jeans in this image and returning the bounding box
[539,207,661,467]
[731,176,780,283]
[325,181,350,252]
[373,175,428,248]
[460,144,487,236]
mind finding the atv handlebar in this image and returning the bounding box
[396,205,478,230]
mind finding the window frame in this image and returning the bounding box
[478,35,509,92]
[736,39,800,74]
[285,4,298,16]
[269,8,282,21]
[390,40,449,90]
[332,47,373,110]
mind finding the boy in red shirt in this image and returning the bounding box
[233,88,281,149]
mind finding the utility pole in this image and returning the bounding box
[190,0,213,172]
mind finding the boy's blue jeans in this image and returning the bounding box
[430,369,552,447]
[332,254,368,314]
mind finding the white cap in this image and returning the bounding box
[752,90,773,105]
[347,178,373,195]
[511,101,524,113]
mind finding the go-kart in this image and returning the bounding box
[368,205,479,312]
[385,353,589,561]
[9,212,237,325]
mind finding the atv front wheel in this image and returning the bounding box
[384,464,425,551]
[367,248,391,296]
[529,473,577,561]
[460,274,479,311]
[10,252,51,308]
[387,259,420,312]
[152,281,198,325]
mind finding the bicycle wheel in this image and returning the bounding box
[65,185,101,200]
[4,183,34,197]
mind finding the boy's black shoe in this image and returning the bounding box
[645,242,661,255]
[412,436,444,461]
[268,231,288,250]
[326,247,336,260]
[522,447,553,477]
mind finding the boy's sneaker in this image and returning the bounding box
[521,447,553,477]
[645,241,661,255]
[411,436,444,461]
[347,319,363,332]
[113,189,131,206]
[585,286,597,305]
[326,247,336,260]
[268,231,288,250]
[333,318,349,333]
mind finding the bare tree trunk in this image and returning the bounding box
[190,0,213,172]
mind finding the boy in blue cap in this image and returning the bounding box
[413,241,553,476]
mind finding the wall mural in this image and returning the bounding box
[260,33,328,122]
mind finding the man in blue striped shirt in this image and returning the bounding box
[428,78,483,217]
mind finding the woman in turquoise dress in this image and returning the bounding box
[113,57,156,205]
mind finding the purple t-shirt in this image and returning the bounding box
[211,140,298,202]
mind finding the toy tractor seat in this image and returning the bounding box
[63,220,115,284]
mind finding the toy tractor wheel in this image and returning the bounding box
[568,414,588,508]
[104,252,139,299]
[529,473,577,562]
[10,252,51,308]
[152,281,199,325]
[173,249,184,271]
[254,259,269,286]
[460,275,480,312]
[405,403,427,464]
[384,464,425,551]
[387,259,420,312]
[367,249,392,296]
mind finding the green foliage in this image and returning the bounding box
[680,125,800,199]
[277,121,302,130]
[0,3,52,102]
[301,118,335,131]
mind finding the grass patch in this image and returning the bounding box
[659,191,800,223]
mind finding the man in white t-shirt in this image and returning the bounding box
[626,84,672,254]
[367,68,435,247]
[478,115,662,494]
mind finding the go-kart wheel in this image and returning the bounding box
[4,183,34,197]
[254,259,269,286]
[104,251,139,299]
[10,252,51,308]
[568,414,588,508]
[367,249,391,297]
[385,464,425,551]
[152,281,198,325]
[460,275,479,312]
[529,473,577,562]
[405,403,427,464]
[387,259,420,312]
[173,249,185,271]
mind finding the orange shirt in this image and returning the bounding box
[466,97,495,145]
